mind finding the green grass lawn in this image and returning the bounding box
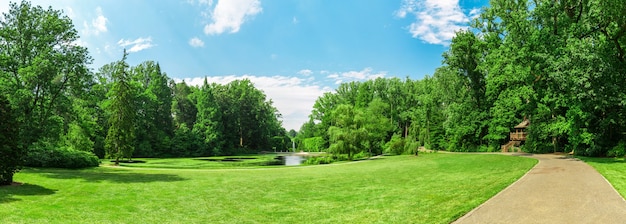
[1,153,536,224]
[579,157,626,199]
[103,154,284,169]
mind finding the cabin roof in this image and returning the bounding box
[514,119,530,129]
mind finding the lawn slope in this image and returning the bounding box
[1,154,536,224]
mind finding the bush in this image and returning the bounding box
[384,134,405,155]
[333,154,350,161]
[303,156,333,165]
[25,147,99,168]
[404,140,420,155]
[303,137,326,152]
[607,142,626,158]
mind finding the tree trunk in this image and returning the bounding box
[0,172,14,186]
[404,123,409,138]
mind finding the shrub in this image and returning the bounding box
[332,154,350,161]
[303,137,326,152]
[404,140,420,155]
[352,151,370,160]
[384,134,405,155]
[25,146,99,169]
[303,156,333,165]
[607,142,626,158]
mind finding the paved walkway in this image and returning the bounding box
[454,154,626,224]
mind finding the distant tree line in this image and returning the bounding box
[0,1,288,184]
[295,0,626,158]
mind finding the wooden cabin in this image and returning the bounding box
[501,118,529,152]
[510,119,529,141]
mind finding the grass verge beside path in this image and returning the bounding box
[579,157,626,199]
[1,154,536,224]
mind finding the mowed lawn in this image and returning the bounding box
[579,157,626,199]
[1,154,536,224]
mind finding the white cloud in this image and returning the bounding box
[297,69,313,76]
[396,0,478,45]
[83,6,108,36]
[175,75,331,131]
[469,8,481,20]
[71,39,88,47]
[202,0,262,35]
[292,16,299,24]
[327,67,386,85]
[65,7,75,19]
[0,3,8,21]
[189,37,205,47]
[118,37,155,53]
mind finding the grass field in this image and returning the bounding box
[579,157,626,199]
[1,153,536,224]
[103,154,285,169]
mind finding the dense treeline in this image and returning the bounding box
[0,1,287,184]
[94,58,287,159]
[296,0,626,157]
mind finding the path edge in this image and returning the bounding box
[451,154,539,223]
[594,165,626,203]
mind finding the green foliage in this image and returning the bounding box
[63,99,97,152]
[302,156,333,165]
[104,51,137,164]
[192,79,224,155]
[301,0,626,154]
[404,138,421,155]
[608,142,626,158]
[0,94,20,185]
[0,0,91,183]
[24,147,99,169]
[328,104,368,160]
[212,79,285,154]
[172,81,198,133]
[132,61,174,157]
[302,137,325,152]
[384,134,405,155]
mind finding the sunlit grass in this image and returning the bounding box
[103,154,283,169]
[579,157,626,199]
[1,154,536,223]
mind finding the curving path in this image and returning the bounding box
[454,154,626,224]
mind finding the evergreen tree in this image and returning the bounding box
[104,51,137,165]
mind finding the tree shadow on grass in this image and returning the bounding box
[30,168,188,184]
[0,183,57,204]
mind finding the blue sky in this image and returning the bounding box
[1,0,489,131]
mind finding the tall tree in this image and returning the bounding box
[0,1,91,184]
[193,79,224,155]
[172,81,198,129]
[0,94,18,185]
[104,51,136,165]
[214,79,284,153]
[132,61,174,157]
[328,104,368,160]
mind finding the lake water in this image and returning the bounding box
[285,155,303,166]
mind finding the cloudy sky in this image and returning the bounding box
[1,0,489,131]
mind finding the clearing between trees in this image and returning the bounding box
[1,154,535,223]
